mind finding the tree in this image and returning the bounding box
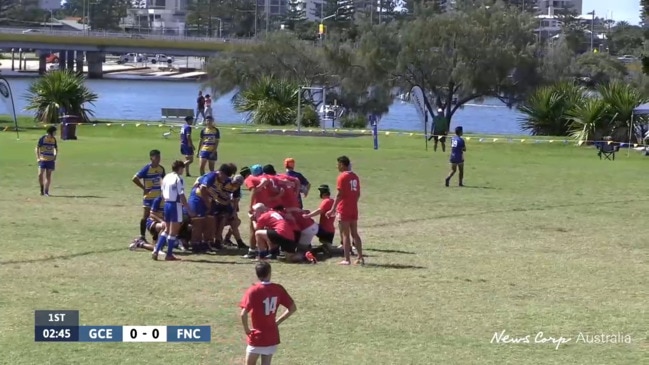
[88,0,129,31]
[233,76,320,127]
[518,82,583,136]
[0,0,47,26]
[25,70,98,125]
[569,53,628,87]
[358,4,541,126]
[608,23,644,56]
[555,8,588,53]
[284,0,307,30]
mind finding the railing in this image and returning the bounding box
[0,27,259,44]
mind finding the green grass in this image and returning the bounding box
[1,123,648,365]
[0,33,254,53]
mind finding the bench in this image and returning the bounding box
[160,108,194,123]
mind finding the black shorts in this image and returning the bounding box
[316,227,334,244]
[434,135,447,143]
[268,230,297,253]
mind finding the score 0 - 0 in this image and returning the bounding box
[122,326,167,342]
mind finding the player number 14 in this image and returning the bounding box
[349,179,358,191]
[263,297,278,315]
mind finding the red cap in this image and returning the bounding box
[284,158,295,168]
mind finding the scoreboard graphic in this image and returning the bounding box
[35,310,211,343]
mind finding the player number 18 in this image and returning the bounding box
[349,179,358,191]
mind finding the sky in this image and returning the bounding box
[584,0,640,24]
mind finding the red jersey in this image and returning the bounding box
[276,175,300,209]
[239,282,294,347]
[261,174,283,207]
[290,211,315,231]
[336,171,360,216]
[256,210,295,241]
[318,198,335,233]
[245,175,271,207]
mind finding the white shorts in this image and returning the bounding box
[246,345,277,356]
[299,223,319,246]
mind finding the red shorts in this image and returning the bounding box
[336,210,358,222]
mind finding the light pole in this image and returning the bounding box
[49,9,54,31]
[211,17,222,38]
[265,0,269,34]
[589,10,595,52]
[319,7,343,45]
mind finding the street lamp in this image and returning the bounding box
[589,10,595,52]
[319,7,344,45]
[211,17,222,38]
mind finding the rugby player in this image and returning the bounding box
[327,156,363,265]
[179,116,195,177]
[283,158,310,208]
[132,150,165,242]
[242,164,281,259]
[197,116,220,175]
[222,173,249,249]
[36,126,58,196]
[304,184,336,256]
[153,160,193,260]
[251,203,301,262]
[445,126,466,187]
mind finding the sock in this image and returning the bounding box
[166,236,176,256]
[154,233,168,252]
[139,219,147,238]
[259,250,268,258]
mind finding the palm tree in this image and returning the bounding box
[598,81,648,142]
[25,70,98,125]
[567,97,609,144]
[233,76,320,127]
[518,82,584,136]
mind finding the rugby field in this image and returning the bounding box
[0,125,647,364]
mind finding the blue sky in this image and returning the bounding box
[584,0,640,24]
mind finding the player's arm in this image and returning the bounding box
[240,308,252,335]
[213,128,220,150]
[299,175,310,197]
[35,137,43,161]
[304,208,321,218]
[178,181,193,216]
[53,139,58,159]
[276,292,297,326]
[188,128,195,148]
[132,167,147,190]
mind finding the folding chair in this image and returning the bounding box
[596,140,618,160]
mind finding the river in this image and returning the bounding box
[4,77,526,134]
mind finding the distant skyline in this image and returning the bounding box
[584,0,640,24]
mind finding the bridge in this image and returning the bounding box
[0,28,257,78]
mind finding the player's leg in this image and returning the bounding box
[38,166,45,195]
[299,223,318,248]
[141,203,152,241]
[433,136,439,151]
[199,157,207,176]
[445,163,457,187]
[245,351,260,365]
[208,159,216,173]
[458,162,464,186]
[260,354,273,365]
[184,154,194,177]
[190,217,205,251]
[440,136,447,152]
[350,220,364,265]
[212,214,226,250]
[229,215,248,248]
[243,220,258,259]
[152,218,169,260]
[203,214,216,250]
[338,219,352,265]
[163,203,184,260]
[44,168,53,195]
[254,230,270,260]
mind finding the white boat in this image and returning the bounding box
[318,104,344,120]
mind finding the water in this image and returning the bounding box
[4,78,526,135]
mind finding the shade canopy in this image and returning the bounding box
[633,103,649,115]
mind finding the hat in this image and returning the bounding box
[262,164,276,175]
[239,166,251,178]
[232,174,244,184]
[250,164,263,176]
[284,158,295,168]
[318,184,330,194]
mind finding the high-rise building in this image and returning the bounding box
[535,0,582,15]
[257,0,290,17]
